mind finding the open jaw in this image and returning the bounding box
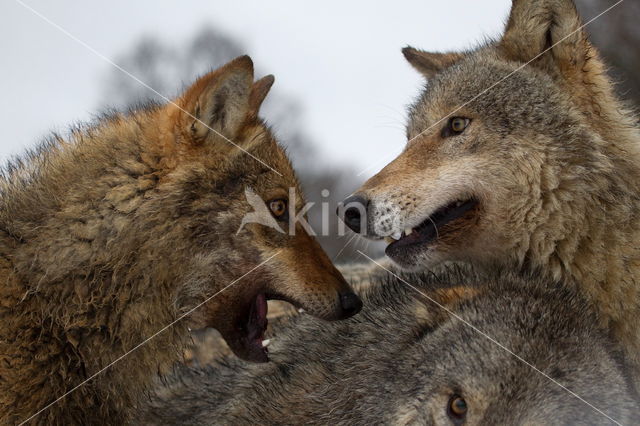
[222,291,306,363]
[385,198,479,260]
[223,292,271,363]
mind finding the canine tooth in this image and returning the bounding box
[298,308,305,313]
[392,231,402,240]
[385,236,396,244]
[456,201,462,207]
[405,227,413,236]
[262,339,271,347]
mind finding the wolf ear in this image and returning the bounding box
[179,55,254,144]
[499,0,587,73]
[247,74,275,120]
[402,46,464,78]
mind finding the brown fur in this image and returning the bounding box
[345,0,640,385]
[0,56,358,424]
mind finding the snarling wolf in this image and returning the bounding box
[0,56,360,424]
[340,0,640,383]
[139,265,639,425]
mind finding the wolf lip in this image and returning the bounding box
[385,199,478,257]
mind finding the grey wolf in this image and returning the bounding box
[0,56,360,424]
[340,0,640,382]
[139,265,639,425]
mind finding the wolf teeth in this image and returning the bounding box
[405,227,413,236]
[262,339,271,348]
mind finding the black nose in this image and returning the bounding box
[340,292,363,318]
[339,194,368,234]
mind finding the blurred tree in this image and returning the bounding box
[100,26,376,262]
[576,0,640,108]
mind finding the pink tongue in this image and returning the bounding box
[256,293,268,321]
[246,293,268,344]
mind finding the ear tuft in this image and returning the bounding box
[402,46,463,78]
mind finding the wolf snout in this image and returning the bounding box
[302,289,362,321]
[339,291,363,319]
[339,194,368,234]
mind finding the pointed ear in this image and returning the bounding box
[402,46,464,78]
[247,74,275,120]
[179,55,254,143]
[499,0,587,73]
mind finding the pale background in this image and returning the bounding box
[1,0,636,260]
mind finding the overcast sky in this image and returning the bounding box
[0,0,512,177]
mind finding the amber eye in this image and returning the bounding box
[268,199,288,219]
[447,395,467,420]
[446,117,471,136]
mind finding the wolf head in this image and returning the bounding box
[138,56,360,362]
[340,0,640,271]
[387,271,639,425]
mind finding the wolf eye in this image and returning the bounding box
[447,394,467,421]
[268,199,288,220]
[443,117,471,137]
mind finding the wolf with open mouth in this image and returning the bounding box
[0,56,360,424]
[340,0,640,388]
